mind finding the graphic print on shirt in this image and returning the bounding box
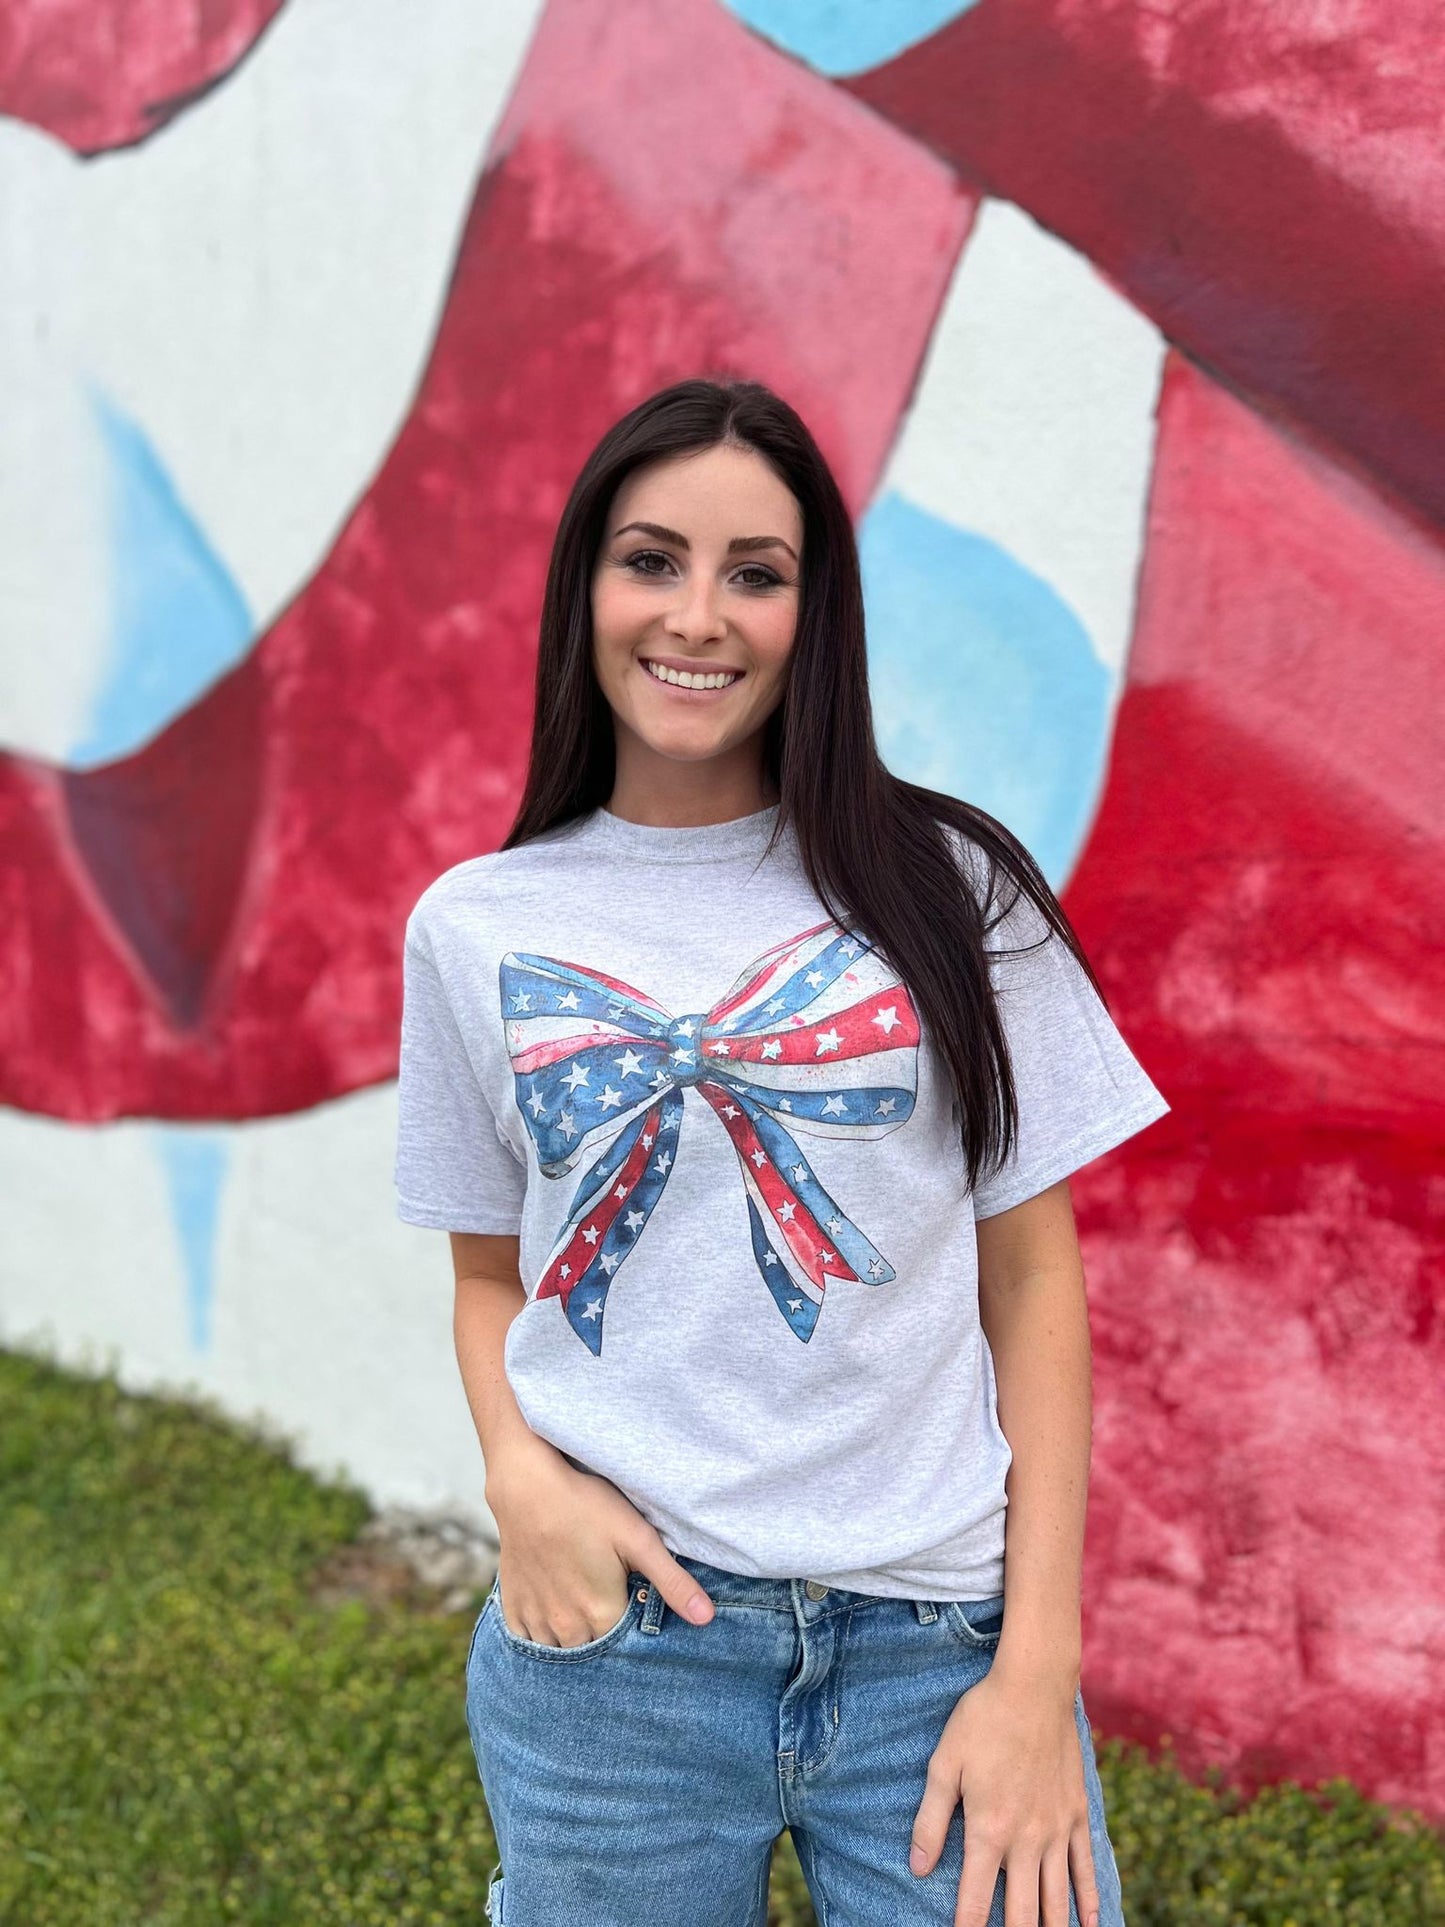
[499,920,920,1355]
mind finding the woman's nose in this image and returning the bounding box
[667,581,726,639]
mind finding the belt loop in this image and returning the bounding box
[637,1575,667,1634]
[914,1599,940,1624]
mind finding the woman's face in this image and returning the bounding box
[590,443,803,779]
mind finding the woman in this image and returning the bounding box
[393,376,1169,1926]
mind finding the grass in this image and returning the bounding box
[1,1346,1442,1924]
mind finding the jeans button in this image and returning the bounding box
[804,1580,829,1601]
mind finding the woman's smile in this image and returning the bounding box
[638,654,745,693]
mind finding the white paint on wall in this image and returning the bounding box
[0,0,544,761]
[880,196,1166,676]
[0,1090,493,1533]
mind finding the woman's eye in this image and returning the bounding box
[734,565,780,590]
[624,549,672,576]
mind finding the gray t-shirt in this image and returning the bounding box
[393,801,1169,1599]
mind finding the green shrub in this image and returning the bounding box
[1,1347,1441,1925]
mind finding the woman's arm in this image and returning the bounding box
[908,1179,1102,1927]
[447,1232,716,1640]
[448,1231,550,1492]
[976,1177,1091,1697]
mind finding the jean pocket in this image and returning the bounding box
[490,1570,642,1662]
[942,1591,1006,1649]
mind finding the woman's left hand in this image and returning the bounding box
[909,1662,1099,1927]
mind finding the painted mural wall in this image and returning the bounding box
[1,0,1441,1821]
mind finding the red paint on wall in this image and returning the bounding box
[845,0,1445,531]
[0,0,974,1119]
[0,0,286,153]
[1062,354,1445,1817]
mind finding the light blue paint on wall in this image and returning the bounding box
[861,489,1114,890]
[724,0,981,75]
[152,1125,230,1353]
[70,386,251,767]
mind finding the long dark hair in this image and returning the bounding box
[502,376,1108,1193]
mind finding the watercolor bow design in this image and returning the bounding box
[499,919,919,1353]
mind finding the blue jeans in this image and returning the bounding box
[465,1552,1127,1925]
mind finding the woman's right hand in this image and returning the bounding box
[484,1432,716,1647]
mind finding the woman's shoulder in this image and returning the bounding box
[932,814,1050,949]
[405,820,587,941]
[934,818,1005,920]
[935,820,987,887]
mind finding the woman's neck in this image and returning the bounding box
[604,764,779,830]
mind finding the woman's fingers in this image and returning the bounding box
[1068,1820,1100,1927]
[908,1748,971,1877]
[910,1740,1096,1927]
[953,1818,1009,1926]
[636,1538,715,1624]
[495,1550,631,1647]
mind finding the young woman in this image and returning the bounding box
[394,376,1169,1927]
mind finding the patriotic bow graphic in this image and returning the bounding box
[499,919,920,1354]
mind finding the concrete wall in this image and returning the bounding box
[1,0,1441,1818]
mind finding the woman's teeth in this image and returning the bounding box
[643,660,741,690]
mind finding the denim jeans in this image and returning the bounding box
[465,1552,1126,1926]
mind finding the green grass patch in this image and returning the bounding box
[1,1346,1441,1924]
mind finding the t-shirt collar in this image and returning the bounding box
[581,800,782,863]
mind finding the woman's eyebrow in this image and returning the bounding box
[612,520,798,563]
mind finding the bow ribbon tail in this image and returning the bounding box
[700,1083,895,1344]
[536,1091,684,1356]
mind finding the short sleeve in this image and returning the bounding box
[968,880,1171,1221]
[393,914,527,1235]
